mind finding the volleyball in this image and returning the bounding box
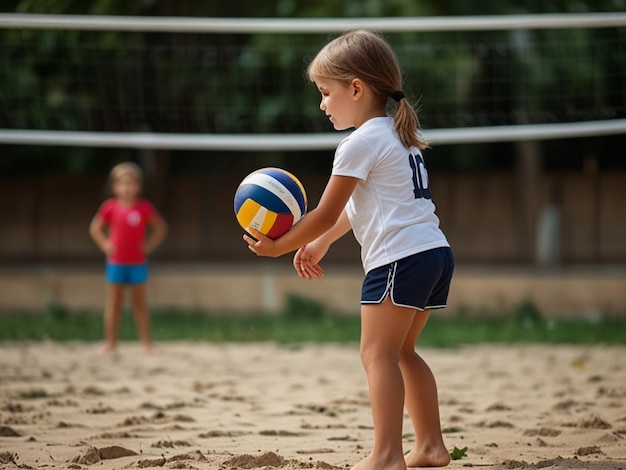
[234,167,308,239]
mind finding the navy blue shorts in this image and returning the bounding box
[105,263,148,285]
[361,247,454,311]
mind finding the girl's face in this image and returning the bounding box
[112,173,141,203]
[314,77,359,131]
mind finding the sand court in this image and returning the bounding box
[0,342,625,469]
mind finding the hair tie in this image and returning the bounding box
[391,90,405,102]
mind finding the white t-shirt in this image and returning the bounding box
[332,117,449,273]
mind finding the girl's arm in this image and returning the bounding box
[144,213,168,255]
[244,174,358,258]
[89,215,114,256]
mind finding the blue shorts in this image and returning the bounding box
[361,247,454,311]
[105,263,148,285]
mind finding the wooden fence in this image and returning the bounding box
[1,170,625,265]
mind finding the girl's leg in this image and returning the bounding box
[102,283,125,352]
[130,283,154,353]
[400,311,450,468]
[353,297,418,470]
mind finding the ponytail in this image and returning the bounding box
[393,96,429,150]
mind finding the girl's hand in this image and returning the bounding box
[89,215,115,257]
[243,228,278,257]
[293,241,328,280]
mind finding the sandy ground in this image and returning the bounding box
[0,342,625,470]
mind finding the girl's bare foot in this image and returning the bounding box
[351,453,407,470]
[404,446,451,468]
[142,344,156,355]
[99,343,116,354]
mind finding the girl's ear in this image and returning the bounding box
[350,78,364,100]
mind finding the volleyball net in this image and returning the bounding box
[1,12,625,150]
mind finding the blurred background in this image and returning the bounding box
[1,0,625,318]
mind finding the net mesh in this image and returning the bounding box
[1,20,625,136]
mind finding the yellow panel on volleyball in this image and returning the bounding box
[236,199,278,235]
[236,199,260,228]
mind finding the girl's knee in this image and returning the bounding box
[131,301,149,316]
[130,285,147,304]
[398,347,417,365]
[360,342,400,369]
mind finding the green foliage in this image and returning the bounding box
[450,446,468,460]
[2,1,624,137]
[512,298,543,326]
[284,293,325,320]
[1,0,625,176]
[0,301,625,345]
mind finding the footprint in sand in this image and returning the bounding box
[71,445,137,465]
[485,402,512,411]
[198,430,251,438]
[576,445,604,456]
[117,412,195,427]
[259,429,306,436]
[577,414,611,429]
[475,420,515,429]
[223,452,286,469]
[0,451,18,464]
[522,427,561,437]
[222,451,342,469]
[0,426,21,436]
[151,439,192,448]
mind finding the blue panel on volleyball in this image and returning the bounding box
[235,184,290,214]
[264,168,307,215]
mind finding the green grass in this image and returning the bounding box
[0,297,624,346]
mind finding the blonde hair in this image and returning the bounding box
[307,30,428,150]
[109,162,143,186]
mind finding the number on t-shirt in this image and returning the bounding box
[408,153,432,200]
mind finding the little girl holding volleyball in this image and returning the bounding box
[244,30,453,469]
[90,162,167,354]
